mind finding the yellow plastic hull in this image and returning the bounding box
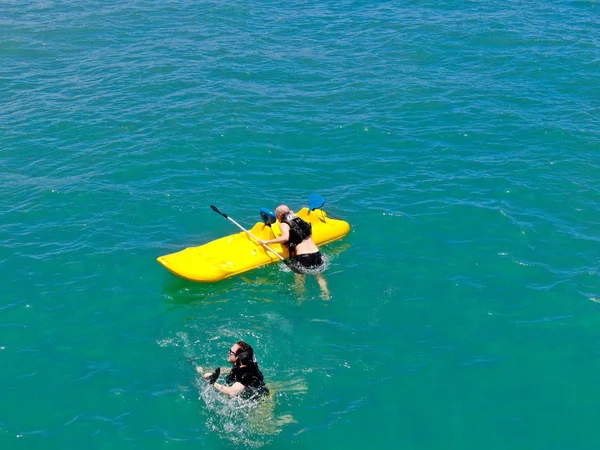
[157,208,350,282]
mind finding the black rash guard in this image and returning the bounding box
[225,364,270,400]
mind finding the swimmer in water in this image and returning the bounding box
[198,341,269,400]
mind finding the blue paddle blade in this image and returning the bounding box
[260,207,277,225]
[308,194,325,211]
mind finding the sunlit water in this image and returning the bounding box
[2,0,599,449]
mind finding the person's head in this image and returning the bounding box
[275,205,291,221]
[228,340,254,367]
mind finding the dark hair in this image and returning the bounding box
[235,341,254,367]
[235,340,252,356]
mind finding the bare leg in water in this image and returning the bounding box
[295,273,330,301]
[294,273,305,296]
[316,273,330,300]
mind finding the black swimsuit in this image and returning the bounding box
[294,251,324,271]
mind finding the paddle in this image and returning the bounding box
[307,194,343,220]
[308,193,325,211]
[210,205,302,274]
[308,193,328,223]
[206,367,221,384]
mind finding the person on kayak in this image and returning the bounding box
[198,341,269,400]
[260,204,330,299]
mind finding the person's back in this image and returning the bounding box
[278,210,319,256]
[260,204,331,300]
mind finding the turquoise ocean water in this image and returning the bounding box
[2,1,599,448]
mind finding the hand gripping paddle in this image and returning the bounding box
[206,367,221,384]
[210,205,302,274]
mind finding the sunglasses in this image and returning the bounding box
[229,350,237,356]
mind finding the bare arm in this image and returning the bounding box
[261,223,290,245]
[196,367,243,397]
[213,381,245,398]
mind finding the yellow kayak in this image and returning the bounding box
[157,207,350,282]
